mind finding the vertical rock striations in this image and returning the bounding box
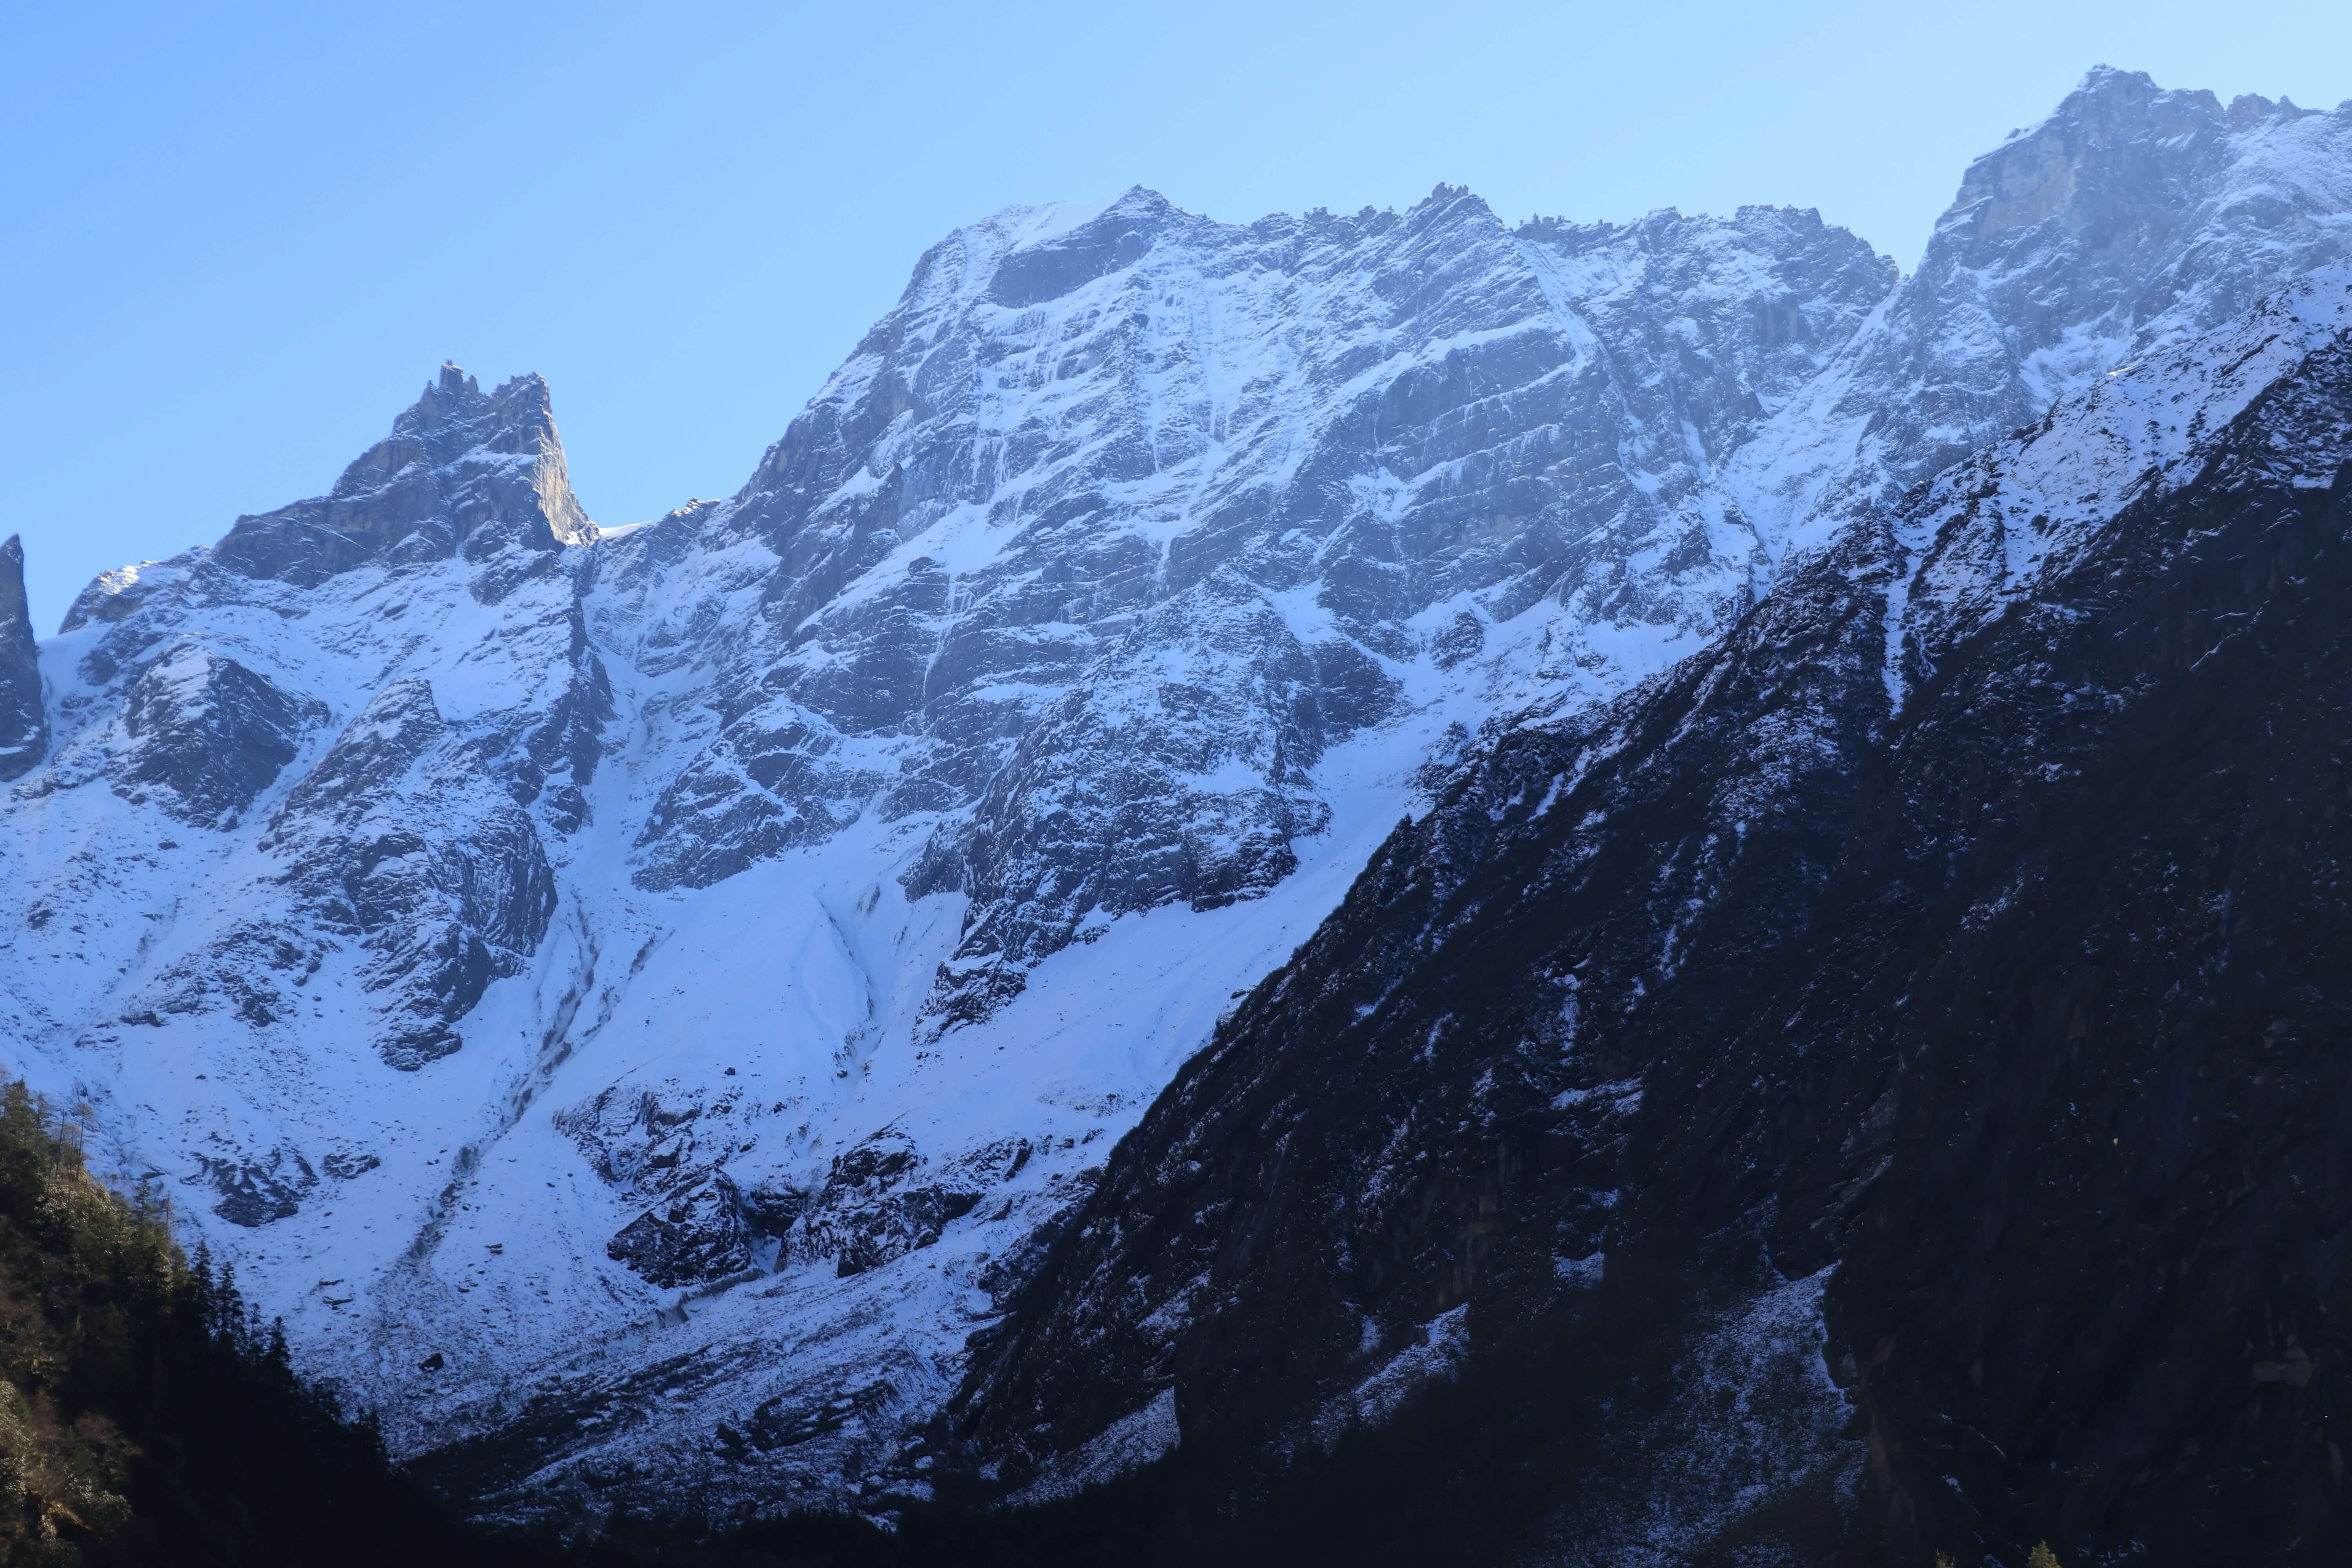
[0,535,44,781]
[205,363,593,591]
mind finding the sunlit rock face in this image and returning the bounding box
[2,67,2349,1542]
[204,362,595,589]
[622,186,1898,1032]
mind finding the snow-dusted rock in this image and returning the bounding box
[110,642,325,828]
[610,186,1896,1026]
[0,536,49,782]
[1733,67,2352,560]
[205,362,594,588]
[262,677,561,1069]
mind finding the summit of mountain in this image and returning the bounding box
[1733,66,2352,566]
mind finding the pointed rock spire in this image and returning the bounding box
[0,535,46,782]
[211,363,592,587]
[1936,67,2223,254]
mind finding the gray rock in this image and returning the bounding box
[1735,68,2352,548]
[561,1082,785,1287]
[785,1127,1014,1278]
[107,641,325,827]
[622,185,1899,1020]
[267,679,558,1068]
[0,535,43,781]
[607,1173,757,1289]
[915,571,1362,1027]
[322,1151,381,1180]
[128,920,323,1029]
[209,364,592,589]
[189,1143,318,1227]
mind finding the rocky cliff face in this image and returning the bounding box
[201,362,595,589]
[1732,67,2352,559]
[110,643,325,829]
[0,537,45,783]
[613,188,1896,1025]
[1,66,2349,1554]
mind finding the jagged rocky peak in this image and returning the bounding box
[0,535,44,781]
[1935,65,2352,352]
[1957,65,2232,244]
[204,361,593,590]
[7,67,2352,1543]
[6,358,603,1080]
[1729,67,2352,559]
[716,176,1893,651]
[628,176,1901,1023]
[973,183,1185,310]
[1507,201,1897,501]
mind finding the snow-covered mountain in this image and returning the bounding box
[1730,64,2352,567]
[953,252,2352,1562]
[2,67,2348,1534]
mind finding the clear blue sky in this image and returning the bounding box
[6,0,2348,630]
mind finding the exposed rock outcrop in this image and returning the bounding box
[109,642,325,827]
[0,535,45,781]
[266,679,558,1069]
[209,364,593,590]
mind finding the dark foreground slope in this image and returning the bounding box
[933,276,2352,1566]
[0,1083,523,1567]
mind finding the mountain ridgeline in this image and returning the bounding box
[5,66,2352,1566]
